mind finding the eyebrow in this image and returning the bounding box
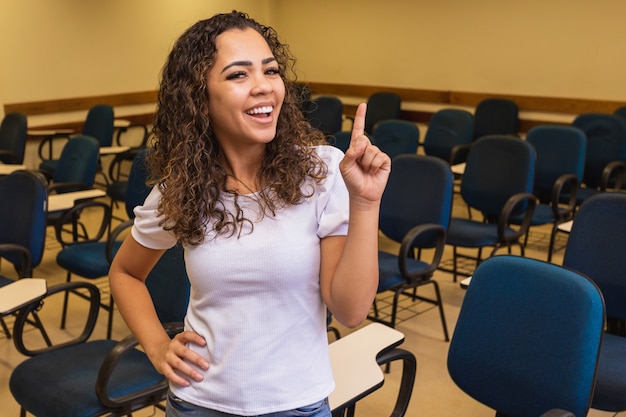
[220,57,277,74]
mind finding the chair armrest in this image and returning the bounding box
[550,173,578,220]
[0,243,32,277]
[376,348,417,417]
[538,410,575,417]
[115,123,149,147]
[12,281,101,356]
[54,200,112,246]
[497,193,537,243]
[398,224,446,279]
[107,148,142,182]
[96,322,184,408]
[37,134,72,161]
[600,160,626,191]
[449,144,471,165]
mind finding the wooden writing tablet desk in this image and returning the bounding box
[329,322,405,413]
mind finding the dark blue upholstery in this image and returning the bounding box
[50,134,100,189]
[0,170,48,338]
[328,131,352,153]
[511,125,586,262]
[371,120,419,160]
[304,95,343,136]
[82,104,115,148]
[0,170,48,277]
[570,113,626,204]
[529,125,586,198]
[614,106,626,122]
[422,108,474,165]
[448,256,604,417]
[364,92,401,135]
[444,136,536,281]
[371,154,453,340]
[564,193,626,323]
[39,104,114,180]
[45,134,100,228]
[11,339,160,417]
[472,98,519,140]
[461,136,534,216]
[0,112,27,164]
[562,193,626,412]
[106,147,151,222]
[10,245,189,417]
[55,147,150,339]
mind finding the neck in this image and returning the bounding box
[221,156,263,194]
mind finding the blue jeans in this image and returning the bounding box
[166,391,331,417]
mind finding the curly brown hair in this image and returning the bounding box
[150,10,328,245]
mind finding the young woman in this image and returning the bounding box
[109,10,391,417]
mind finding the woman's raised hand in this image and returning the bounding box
[339,103,391,205]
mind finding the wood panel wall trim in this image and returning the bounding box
[4,91,157,116]
[305,82,626,116]
[6,85,626,133]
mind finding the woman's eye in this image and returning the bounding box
[226,71,246,80]
[266,68,281,76]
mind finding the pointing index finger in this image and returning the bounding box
[351,103,367,142]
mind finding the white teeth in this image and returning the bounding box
[247,106,273,115]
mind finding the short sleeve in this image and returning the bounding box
[131,186,178,250]
[315,146,349,238]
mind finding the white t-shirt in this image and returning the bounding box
[131,145,349,415]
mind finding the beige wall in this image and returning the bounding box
[272,0,626,101]
[1,0,624,119]
[0,0,271,118]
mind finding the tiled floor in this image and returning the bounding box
[0,181,620,416]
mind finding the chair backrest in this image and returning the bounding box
[473,98,519,140]
[526,125,587,199]
[563,193,626,321]
[125,148,152,219]
[572,113,626,189]
[83,104,114,148]
[328,131,352,153]
[52,135,100,190]
[0,170,48,275]
[365,92,402,134]
[0,112,27,164]
[448,255,605,417]
[423,109,474,164]
[145,244,190,324]
[379,154,453,247]
[614,106,626,122]
[304,96,343,136]
[371,120,419,160]
[461,135,535,218]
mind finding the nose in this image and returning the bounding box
[250,71,272,95]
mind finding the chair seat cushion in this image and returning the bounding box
[510,203,569,226]
[56,241,123,279]
[378,251,431,291]
[591,333,626,411]
[38,159,58,177]
[9,340,164,417]
[446,218,516,248]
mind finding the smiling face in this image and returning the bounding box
[207,27,285,152]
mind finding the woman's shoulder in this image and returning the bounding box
[312,144,344,164]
